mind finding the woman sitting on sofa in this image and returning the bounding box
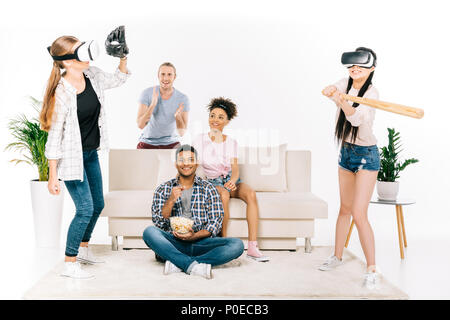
[192,97,270,262]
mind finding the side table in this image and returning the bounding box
[344,198,416,259]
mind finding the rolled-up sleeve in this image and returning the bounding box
[204,184,224,237]
[151,184,170,231]
[346,87,379,127]
[90,66,131,91]
[333,78,349,93]
[44,96,67,160]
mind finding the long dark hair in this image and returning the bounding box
[335,47,376,144]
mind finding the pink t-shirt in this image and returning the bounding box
[192,133,239,179]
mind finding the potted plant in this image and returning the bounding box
[5,96,64,248]
[377,128,419,200]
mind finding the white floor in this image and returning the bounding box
[1,210,450,300]
[345,212,450,300]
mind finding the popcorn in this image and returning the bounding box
[170,216,194,234]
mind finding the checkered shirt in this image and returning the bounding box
[44,66,130,181]
[151,176,224,237]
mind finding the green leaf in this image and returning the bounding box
[5,97,49,181]
[378,128,419,182]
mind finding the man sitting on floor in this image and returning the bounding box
[142,145,244,279]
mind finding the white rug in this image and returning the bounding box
[23,245,408,299]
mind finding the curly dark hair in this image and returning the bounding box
[207,97,237,120]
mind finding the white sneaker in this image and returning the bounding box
[363,271,381,290]
[77,246,105,264]
[318,255,344,271]
[163,260,182,275]
[190,263,212,279]
[60,262,94,279]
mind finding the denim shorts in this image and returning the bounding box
[208,172,242,192]
[338,142,380,173]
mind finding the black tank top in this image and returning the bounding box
[77,75,101,151]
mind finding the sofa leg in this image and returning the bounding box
[112,236,119,251]
[305,237,312,253]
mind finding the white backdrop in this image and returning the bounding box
[0,0,448,253]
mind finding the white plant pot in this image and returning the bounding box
[30,180,64,248]
[377,181,399,201]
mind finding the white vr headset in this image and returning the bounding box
[341,50,376,68]
[47,40,100,62]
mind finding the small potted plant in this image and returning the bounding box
[377,128,419,200]
[5,96,64,248]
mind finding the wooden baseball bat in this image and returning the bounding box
[322,89,424,119]
[341,94,424,119]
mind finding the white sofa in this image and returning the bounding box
[101,146,327,252]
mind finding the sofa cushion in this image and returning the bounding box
[238,144,287,192]
[229,192,328,219]
[156,150,177,186]
[154,145,287,192]
[102,190,154,218]
[102,190,327,220]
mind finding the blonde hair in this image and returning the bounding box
[40,36,79,131]
[158,62,176,75]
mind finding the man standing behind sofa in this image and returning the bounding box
[136,62,189,149]
[143,145,244,279]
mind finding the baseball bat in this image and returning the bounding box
[341,94,424,119]
[322,89,424,119]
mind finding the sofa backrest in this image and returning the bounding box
[286,150,311,193]
[108,149,311,192]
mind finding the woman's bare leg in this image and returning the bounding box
[352,169,378,269]
[231,183,258,241]
[334,167,356,260]
[216,186,230,237]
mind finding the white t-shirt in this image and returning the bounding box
[333,78,379,146]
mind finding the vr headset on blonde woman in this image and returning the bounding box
[47,40,100,62]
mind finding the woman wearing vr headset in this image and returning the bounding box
[40,27,130,279]
[320,47,381,289]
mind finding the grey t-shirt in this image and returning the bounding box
[138,86,190,146]
[180,187,193,218]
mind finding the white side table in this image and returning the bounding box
[345,198,416,259]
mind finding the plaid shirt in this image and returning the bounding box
[151,175,224,237]
[44,66,130,181]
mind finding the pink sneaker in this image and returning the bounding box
[247,242,270,262]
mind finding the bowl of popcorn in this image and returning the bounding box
[170,216,194,234]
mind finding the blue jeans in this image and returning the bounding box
[338,142,380,173]
[142,226,244,273]
[64,150,104,257]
